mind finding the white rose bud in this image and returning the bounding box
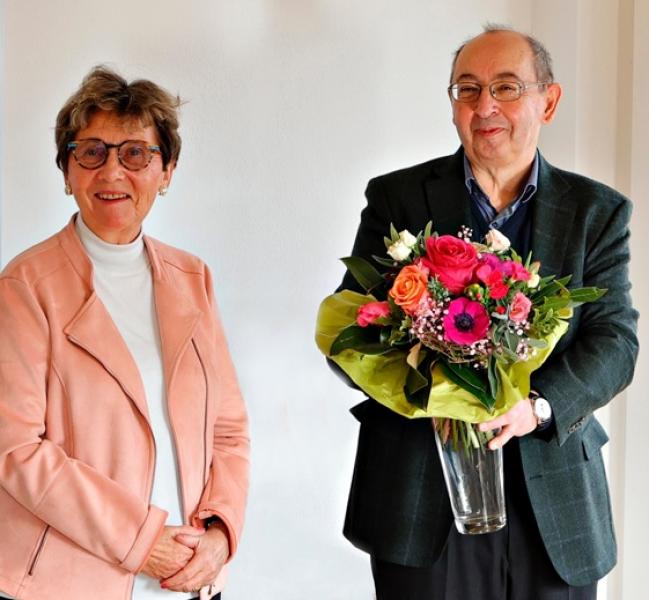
[527,272,541,288]
[485,229,511,251]
[387,240,412,261]
[399,229,418,248]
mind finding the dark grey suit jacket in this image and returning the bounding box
[340,149,639,586]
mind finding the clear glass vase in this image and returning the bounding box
[434,420,506,535]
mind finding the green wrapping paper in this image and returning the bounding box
[316,289,569,422]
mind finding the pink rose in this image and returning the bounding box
[509,292,532,323]
[356,301,391,327]
[421,235,478,294]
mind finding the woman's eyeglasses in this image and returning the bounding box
[67,139,161,171]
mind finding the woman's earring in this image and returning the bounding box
[64,182,72,195]
[158,186,168,196]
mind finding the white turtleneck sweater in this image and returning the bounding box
[75,216,193,600]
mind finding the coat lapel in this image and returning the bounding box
[423,149,473,236]
[64,292,150,420]
[530,155,576,277]
[59,218,150,420]
[59,218,203,423]
[424,150,577,279]
[145,237,203,393]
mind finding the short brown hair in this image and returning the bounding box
[55,66,182,172]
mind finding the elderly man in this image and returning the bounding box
[337,26,638,599]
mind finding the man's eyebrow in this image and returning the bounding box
[453,71,523,82]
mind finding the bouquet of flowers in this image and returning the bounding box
[316,223,606,441]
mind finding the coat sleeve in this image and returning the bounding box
[532,197,639,446]
[193,266,250,561]
[0,276,167,573]
[326,176,399,387]
[339,176,399,293]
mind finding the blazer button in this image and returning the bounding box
[568,418,585,433]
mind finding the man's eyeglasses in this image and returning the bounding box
[67,139,161,171]
[448,80,550,103]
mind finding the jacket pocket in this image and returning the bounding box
[27,525,50,576]
[581,418,609,461]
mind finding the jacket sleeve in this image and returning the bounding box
[0,276,167,573]
[193,266,250,561]
[339,176,399,293]
[326,176,400,388]
[532,198,639,446]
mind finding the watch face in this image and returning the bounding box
[534,397,552,421]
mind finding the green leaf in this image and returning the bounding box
[389,223,399,242]
[524,251,533,269]
[527,338,548,349]
[340,256,385,292]
[383,236,393,250]
[487,357,499,401]
[439,362,495,411]
[330,325,391,356]
[424,221,433,239]
[537,275,556,287]
[501,347,519,363]
[388,328,406,345]
[532,275,573,301]
[504,329,521,352]
[372,255,398,268]
[539,296,572,312]
[568,287,607,305]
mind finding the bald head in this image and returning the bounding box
[450,26,554,84]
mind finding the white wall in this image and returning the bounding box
[621,0,649,596]
[1,1,644,599]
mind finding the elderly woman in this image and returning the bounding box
[0,67,249,600]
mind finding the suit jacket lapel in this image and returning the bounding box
[423,148,473,236]
[530,154,576,277]
[425,150,577,279]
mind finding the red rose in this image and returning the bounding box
[356,301,391,327]
[421,235,478,294]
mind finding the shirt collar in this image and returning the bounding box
[463,150,539,201]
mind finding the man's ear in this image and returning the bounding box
[541,83,562,124]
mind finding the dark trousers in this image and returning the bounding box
[371,441,598,600]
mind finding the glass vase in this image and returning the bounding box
[434,420,506,535]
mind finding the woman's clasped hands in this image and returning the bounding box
[141,523,230,593]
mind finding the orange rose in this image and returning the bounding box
[389,264,429,315]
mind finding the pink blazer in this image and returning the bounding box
[0,217,249,599]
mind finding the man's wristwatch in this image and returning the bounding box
[529,390,552,431]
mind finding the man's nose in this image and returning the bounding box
[473,87,500,118]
